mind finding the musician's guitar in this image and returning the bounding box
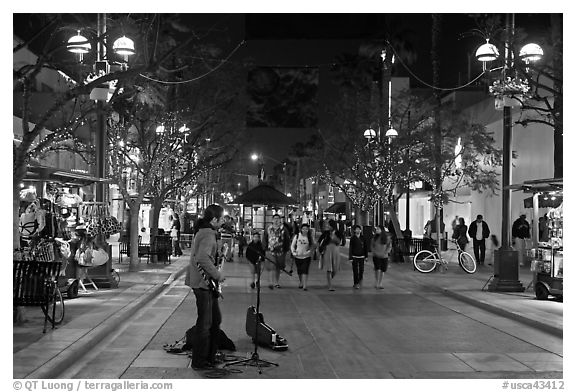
[196,242,228,298]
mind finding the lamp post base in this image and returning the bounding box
[487,248,525,292]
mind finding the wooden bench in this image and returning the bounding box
[119,236,150,263]
[13,260,63,333]
[148,235,172,264]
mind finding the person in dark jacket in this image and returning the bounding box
[451,217,469,254]
[185,204,225,369]
[512,213,531,266]
[170,213,183,257]
[245,232,265,289]
[468,214,491,265]
[349,225,368,289]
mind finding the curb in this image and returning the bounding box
[25,264,189,379]
[438,287,563,338]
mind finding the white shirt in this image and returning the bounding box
[476,222,483,241]
[291,234,312,258]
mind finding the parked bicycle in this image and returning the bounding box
[413,239,477,274]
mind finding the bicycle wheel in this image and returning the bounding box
[41,285,65,325]
[459,252,477,274]
[413,250,437,273]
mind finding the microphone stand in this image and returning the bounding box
[223,257,278,374]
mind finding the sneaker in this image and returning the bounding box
[303,287,308,291]
[275,284,281,289]
[329,288,335,291]
[298,284,303,289]
[250,282,256,289]
[353,284,359,289]
[268,284,274,290]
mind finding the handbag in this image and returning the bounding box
[76,247,93,266]
[91,248,109,266]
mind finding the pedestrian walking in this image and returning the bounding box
[349,224,368,289]
[371,225,391,289]
[245,231,265,289]
[512,213,531,266]
[468,214,490,266]
[451,217,469,253]
[236,229,247,258]
[170,213,183,257]
[185,204,225,369]
[317,219,343,291]
[219,215,235,262]
[262,214,291,289]
[290,223,315,290]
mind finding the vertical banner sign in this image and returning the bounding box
[247,67,319,128]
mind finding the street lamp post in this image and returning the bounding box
[66,13,136,285]
[475,14,543,292]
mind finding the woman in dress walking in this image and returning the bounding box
[290,223,315,290]
[318,219,343,291]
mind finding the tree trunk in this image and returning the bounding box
[129,205,141,272]
[149,198,164,263]
[13,186,22,250]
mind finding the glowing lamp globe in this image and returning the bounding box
[363,128,376,140]
[475,41,499,62]
[113,36,136,56]
[519,43,543,63]
[385,128,398,138]
[67,31,91,54]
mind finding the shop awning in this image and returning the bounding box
[24,165,109,186]
[324,202,346,214]
[232,183,297,206]
[506,178,563,193]
[507,178,563,209]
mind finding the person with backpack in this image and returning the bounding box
[290,223,315,291]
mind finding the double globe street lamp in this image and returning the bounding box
[474,14,543,292]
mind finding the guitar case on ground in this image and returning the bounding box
[245,305,288,351]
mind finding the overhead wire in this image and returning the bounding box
[138,36,491,91]
[138,40,246,85]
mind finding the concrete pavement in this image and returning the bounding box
[13,240,562,379]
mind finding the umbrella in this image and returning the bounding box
[232,184,297,206]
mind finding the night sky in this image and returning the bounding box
[233,13,554,172]
[11,12,556,176]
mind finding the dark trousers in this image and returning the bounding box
[295,257,311,275]
[352,257,365,285]
[172,237,182,256]
[472,239,486,264]
[192,288,221,367]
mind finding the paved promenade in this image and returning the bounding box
[13,240,563,379]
